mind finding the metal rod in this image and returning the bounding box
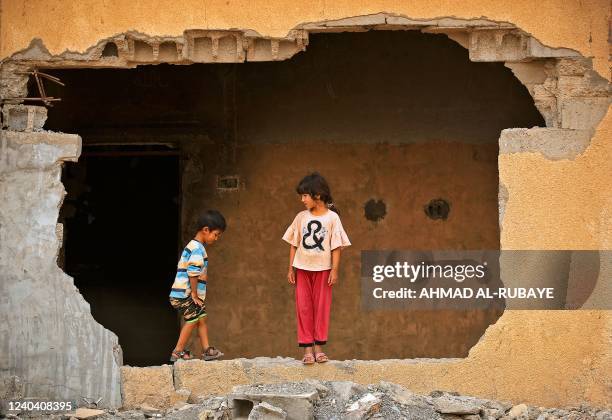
[82,151,181,157]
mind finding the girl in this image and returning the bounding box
[282,172,351,364]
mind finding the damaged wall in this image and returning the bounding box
[0,114,122,408]
[38,30,545,361]
[0,0,610,411]
[1,0,609,77]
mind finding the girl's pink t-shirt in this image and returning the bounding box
[282,209,351,271]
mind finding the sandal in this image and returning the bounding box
[170,349,193,362]
[201,346,224,361]
[302,353,315,365]
[315,352,329,363]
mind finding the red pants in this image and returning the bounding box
[295,268,332,347]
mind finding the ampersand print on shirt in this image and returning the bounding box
[302,220,327,251]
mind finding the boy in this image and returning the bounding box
[169,210,226,362]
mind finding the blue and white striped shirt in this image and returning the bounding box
[169,239,207,299]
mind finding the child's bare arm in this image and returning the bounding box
[287,245,297,284]
[329,248,341,286]
[189,276,204,306]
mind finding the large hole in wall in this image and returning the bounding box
[58,145,181,366]
[39,30,544,364]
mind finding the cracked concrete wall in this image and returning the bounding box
[0,0,610,411]
[0,126,122,408]
[36,29,545,361]
[0,0,609,77]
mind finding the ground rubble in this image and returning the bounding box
[7,380,611,420]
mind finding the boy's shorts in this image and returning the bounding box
[169,296,207,323]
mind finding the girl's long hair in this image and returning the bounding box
[296,172,339,214]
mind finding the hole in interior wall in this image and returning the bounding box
[58,144,181,366]
[193,37,213,61]
[158,42,178,61]
[218,36,238,60]
[40,30,544,361]
[232,399,254,418]
[502,33,521,51]
[425,198,451,220]
[364,199,387,222]
[101,42,119,58]
[133,40,154,61]
[217,175,240,191]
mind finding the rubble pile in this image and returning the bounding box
[6,380,610,420]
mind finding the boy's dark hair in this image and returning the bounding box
[296,172,339,214]
[197,210,227,232]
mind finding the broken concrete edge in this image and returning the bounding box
[0,128,123,409]
[1,104,48,131]
[498,182,509,231]
[120,358,612,414]
[1,13,586,69]
[120,357,463,410]
[499,127,595,161]
[0,129,82,175]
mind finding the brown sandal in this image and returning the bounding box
[170,349,193,362]
[201,346,224,361]
[315,352,329,363]
[302,353,315,365]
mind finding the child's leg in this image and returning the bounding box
[295,269,315,353]
[197,316,210,350]
[174,320,198,352]
[312,269,333,351]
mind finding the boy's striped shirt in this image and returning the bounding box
[169,239,207,299]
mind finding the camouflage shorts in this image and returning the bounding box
[169,296,207,323]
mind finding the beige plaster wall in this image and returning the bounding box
[1,0,610,79]
[1,0,610,409]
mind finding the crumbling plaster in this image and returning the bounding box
[0,129,123,408]
[0,0,610,410]
[0,0,609,78]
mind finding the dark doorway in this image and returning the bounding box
[60,145,180,366]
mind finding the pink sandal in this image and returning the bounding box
[315,352,329,363]
[302,353,315,365]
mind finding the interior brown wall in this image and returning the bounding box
[184,141,502,359]
[43,31,544,360]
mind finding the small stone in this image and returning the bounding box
[73,407,106,419]
[198,409,214,419]
[329,381,366,403]
[248,402,287,419]
[433,395,482,415]
[507,403,529,418]
[345,393,381,419]
[140,403,163,418]
[304,379,329,397]
[482,407,504,419]
[377,381,427,406]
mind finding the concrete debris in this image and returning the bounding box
[328,381,366,404]
[1,104,47,132]
[73,407,107,419]
[121,365,190,410]
[247,402,288,419]
[506,403,529,418]
[229,382,319,419]
[4,381,610,419]
[344,393,382,419]
[432,396,480,415]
